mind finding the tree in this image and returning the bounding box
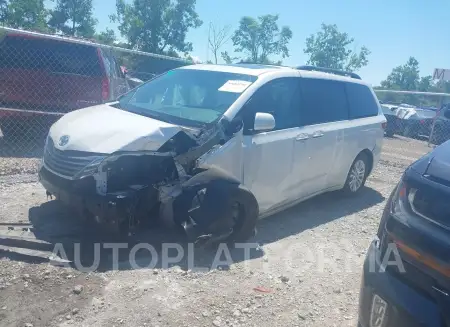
[95,28,117,45]
[231,14,292,64]
[208,23,231,64]
[2,0,48,31]
[111,0,202,54]
[304,23,370,72]
[380,57,420,91]
[221,51,238,64]
[48,0,97,37]
[378,57,439,106]
[0,0,8,23]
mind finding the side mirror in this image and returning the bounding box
[254,112,275,131]
[444,109,450,119]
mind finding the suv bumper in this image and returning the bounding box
[358,240,442,327]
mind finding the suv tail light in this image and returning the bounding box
[382,122,387,130]
[102,78,110,101]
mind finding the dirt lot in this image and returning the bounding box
[0,136,433,327]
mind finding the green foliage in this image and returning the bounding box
[304,23,370,72]
[231,14,292,64]
[378,57,425,105]
[376,57,450,107]
[48,0,97,37]
[380,57,420,91]
[0,0,8,23]
[221,50,238,64]
[1,0,48,32]
[94,28,117,45]
[111,0,202,54]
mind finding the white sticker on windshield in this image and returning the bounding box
[218,80,252,93]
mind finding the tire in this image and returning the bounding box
[403,124,414,138]
[182,182,259,244]
[385,129,394,137]
[342,153,369,195]
[226,184,259,242]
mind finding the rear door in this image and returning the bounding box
[342,82,384,185]
[293,78,348,197]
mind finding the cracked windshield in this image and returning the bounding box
[0,0,449,326]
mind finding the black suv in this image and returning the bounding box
[358,108,450,327]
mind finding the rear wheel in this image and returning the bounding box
[403,124,414,138]
[343,153,369,194]
[385,129,394,137]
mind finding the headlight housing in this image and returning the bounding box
[75,156,106,178]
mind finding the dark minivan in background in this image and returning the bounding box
[358,108,450,327]
[0,32,129,139]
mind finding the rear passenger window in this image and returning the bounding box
[346,83,379,119]
[300,78,349,125]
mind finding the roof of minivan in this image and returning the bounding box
[179,64,370,85]
[180,63,291,76]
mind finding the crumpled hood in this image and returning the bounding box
[48,104,184,153]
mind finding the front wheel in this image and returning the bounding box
[180,182,259,245]
[343,153,369,194]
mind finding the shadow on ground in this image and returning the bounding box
[0,187,384,272]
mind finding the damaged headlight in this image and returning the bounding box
[76,156,107,178]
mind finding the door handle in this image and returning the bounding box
[312,131,324,138]
[296,133,310,141]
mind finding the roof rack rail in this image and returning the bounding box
[296,65,362,80]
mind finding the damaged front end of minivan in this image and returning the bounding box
[39,118,259,244]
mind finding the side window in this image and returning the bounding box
[346,83,379,119]
[300,78,349,125]
[241,78,301,133]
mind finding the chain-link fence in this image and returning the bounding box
[375,89,450,146]
[0,26,190,158]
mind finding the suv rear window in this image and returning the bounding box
[0,35,102,77]
[345,83,379,119]
[300,78,349,125]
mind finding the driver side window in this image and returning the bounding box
[240,77,301,134]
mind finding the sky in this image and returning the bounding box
[90,0,450,86]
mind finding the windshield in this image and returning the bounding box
[119,69,257,127]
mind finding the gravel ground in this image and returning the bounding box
[0,136,433,327]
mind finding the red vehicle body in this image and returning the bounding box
[0,32,129,138]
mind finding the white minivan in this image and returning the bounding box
[39,64,385,243]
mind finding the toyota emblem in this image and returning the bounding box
[58,135,70,147]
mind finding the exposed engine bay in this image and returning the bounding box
[39,116,259,245]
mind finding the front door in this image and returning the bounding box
[239,77,303,214]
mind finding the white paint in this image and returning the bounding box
[48,104,183,154]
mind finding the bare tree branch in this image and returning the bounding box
[208,22,232,64]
